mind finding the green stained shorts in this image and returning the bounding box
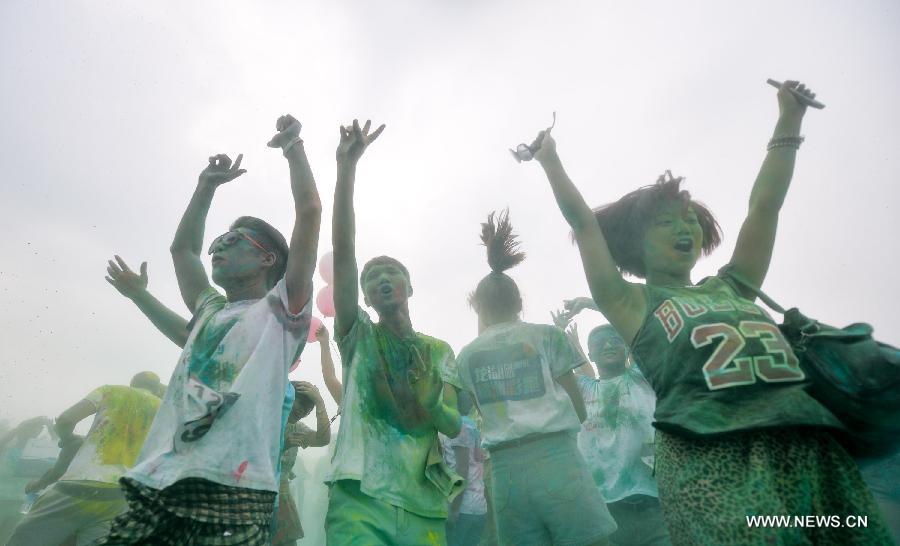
[326,479,447,546]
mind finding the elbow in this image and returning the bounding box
[297,195,323,218]
[169,242,192,256]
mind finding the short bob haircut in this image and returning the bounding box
[360,256,411,290]
[592,172,722,278]
[229,216,289,289]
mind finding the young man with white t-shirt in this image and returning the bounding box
[574,324,670,546]
[99,114,320,546]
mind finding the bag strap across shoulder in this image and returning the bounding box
[718,265,787,315]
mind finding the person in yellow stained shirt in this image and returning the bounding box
[7,372,163,546]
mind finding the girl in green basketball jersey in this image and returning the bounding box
[530,81,893,545]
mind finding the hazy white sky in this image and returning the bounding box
[1,0,898,427]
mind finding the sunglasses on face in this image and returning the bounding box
[207,230,272,256]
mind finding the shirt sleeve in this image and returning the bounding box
[334,307,373,371]
[546,326,583,378]
[186,287,226,332]
[83,386,107,410]
[438,343,462,389]
[266,278,314,364]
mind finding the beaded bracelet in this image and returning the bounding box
[767,135,805,151]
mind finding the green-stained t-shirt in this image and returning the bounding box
[326,308,457,519]
[631,274,843,437]
[576,369,658,503]
[60,385,161,485]
[447,321,583,449]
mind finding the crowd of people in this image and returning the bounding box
[1,80,898,545]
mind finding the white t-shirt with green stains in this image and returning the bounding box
[447,321,583,449]
[576,369,659,502]
[60,385,160,485]
[127,279,311,493]
[326,308,458,519]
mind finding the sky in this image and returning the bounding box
[1,0,899,429]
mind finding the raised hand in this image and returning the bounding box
[315,324,330,344]
[198,154,246,187]
[267,114,302,149]
[336,119,385,164]
[777,80,816,119]
[106,255,148,300]
[565,322,581,348]
[563,296,598,320]
[532,129,558,163]
[550,307,571,330]
[409,345,442,412]
[295,381,324,404]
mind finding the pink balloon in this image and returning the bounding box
[316,285,335,318]
[318,252,334,284]
[308,316,323,344]
[289,356,301,373]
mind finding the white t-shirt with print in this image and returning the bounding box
[127,279,311,493]
[447,321,583,449]
[576,369,659,502]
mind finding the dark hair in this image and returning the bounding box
[360,256,411,289]
[587,324,623,350]
[131,371,165,397]
[291,381,317,417]
[591,172,722,278]
[469,210,525,317]
[229,216,289,289]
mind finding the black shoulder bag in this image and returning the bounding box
[722,269,900,459]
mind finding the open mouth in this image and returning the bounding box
[379,285,393,296]
[673,239,694,253]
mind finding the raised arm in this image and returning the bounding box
[315,325,343,405]
[533,134,645,342]
[550,309,594,378]
[333,120,385,337]
[106,256,189,347]
[170,154,246,312]
[729,81,815,290]
[555,370,587,422]
[567,324,596,379]
[298,382,331,447]
[268,115,321,314]
[54,399,97,446]
[25,435,84,493]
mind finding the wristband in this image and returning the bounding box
[767,135,804,152]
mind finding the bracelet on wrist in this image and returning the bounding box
[767,135,804,152]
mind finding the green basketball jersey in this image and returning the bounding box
[631,273,843,437]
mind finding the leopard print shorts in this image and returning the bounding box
[655,427,894,545]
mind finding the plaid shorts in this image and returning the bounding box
[98,478,277,546]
